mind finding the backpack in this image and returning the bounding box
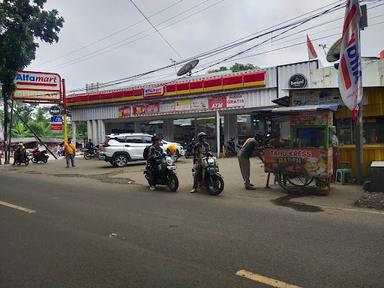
[143,145,150,160]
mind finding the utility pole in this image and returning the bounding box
[2,88,9,164]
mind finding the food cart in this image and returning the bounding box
[262,104,338,195]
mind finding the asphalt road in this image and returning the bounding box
[1,170,383,288]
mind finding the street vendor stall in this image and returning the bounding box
[261,104,338,195]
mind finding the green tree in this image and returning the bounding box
[11,121,30,137]
[0,0,64,162]
[208,63,258,73]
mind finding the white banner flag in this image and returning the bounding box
[338,0,363,114]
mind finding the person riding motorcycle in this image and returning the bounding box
[85,139,95,154]
[13,143,27,165]
[147,136,164,191]
[190,132,210,193]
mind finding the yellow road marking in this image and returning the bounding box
[0,200,36,214]
[236,270,302,288]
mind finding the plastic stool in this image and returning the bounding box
[336,168,352,184]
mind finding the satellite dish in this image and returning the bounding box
[326,38,342,62]
[177,59,199,77]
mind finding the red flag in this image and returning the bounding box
[307,34,318,60]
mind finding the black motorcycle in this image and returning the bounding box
[31,149,49,164]
[144,155,179,192]
[224,137,239,157]
[13,152,30,166]
[84,148,99,160]
[195,152,224,195]
[184,139,195,159]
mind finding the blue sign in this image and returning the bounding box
[51,116,63,123]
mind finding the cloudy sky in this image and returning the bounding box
[28,0,384,92]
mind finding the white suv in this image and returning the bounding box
[99,133,184,167]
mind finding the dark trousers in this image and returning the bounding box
[238,156,251,187]
[66,154,75,167]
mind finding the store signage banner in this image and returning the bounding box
[226,95,245,108]
[145,104,160,114]
[192,98,208,110]
[50,123,63,131]
[208,96,227,109]
[144,86,164,97]
[160,102,175,113]
[14,71,61,102]
[133,105,146,116]
[175,99,192,111]
[338,0,363,115]
[118,106,131,118]
[264,148,331,177]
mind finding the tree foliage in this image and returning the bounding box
[208,63,259,74]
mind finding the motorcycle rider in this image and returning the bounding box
[190,132,210,193]
[13,143,27,165]
[147,135,164,191]
[85,139,95,154]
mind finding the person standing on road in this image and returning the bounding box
[64,138,76,168]
[190,132,210,193]
[238,137,258,190]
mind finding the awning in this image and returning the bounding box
[256,104,339,114]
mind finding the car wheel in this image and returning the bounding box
[114,154,129,167]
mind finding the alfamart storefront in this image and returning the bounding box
[69,60,319,151]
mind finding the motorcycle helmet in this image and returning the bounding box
[197,132,207,141]
[167,144,177,155]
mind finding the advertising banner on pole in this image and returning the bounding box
[13,71,61,102]
[338,0,362,116]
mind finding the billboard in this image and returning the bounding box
[13,71,61,102]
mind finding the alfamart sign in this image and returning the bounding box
[13,71,61,102]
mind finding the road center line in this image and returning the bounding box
[236,270,301,288]
[0,200,36,214]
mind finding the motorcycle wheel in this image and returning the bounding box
[31,158,38,164]
[43,158,48,164]
[207,175,224,195]
[84,152,91,160]
[25,159,30,166]
[167,173,179,192]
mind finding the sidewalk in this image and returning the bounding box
[0,156,368,212]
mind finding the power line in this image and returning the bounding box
[37,0,186,66]
[66,1,345,94]
[67,0,382,94]
[41,0,217,70]
[129,0,182,59]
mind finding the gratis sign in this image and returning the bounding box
[13,71,61,102]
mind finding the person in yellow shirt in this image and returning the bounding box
[64,138,76,168]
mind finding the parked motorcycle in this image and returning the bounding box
[31,149,49,164]
[224,137,240,157]
[184,139,195,159]
[194,152,224,195]
[144,155,179,192]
